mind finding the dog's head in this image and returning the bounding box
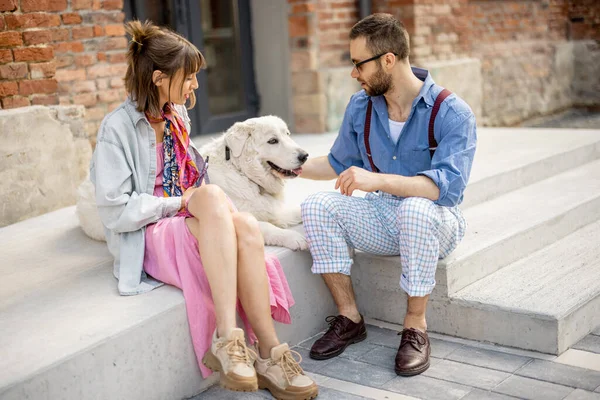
[224,115,308,194]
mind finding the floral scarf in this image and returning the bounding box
[146,103,200,198]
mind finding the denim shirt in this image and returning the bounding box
[328,68,477,207]
[90,98,205,295]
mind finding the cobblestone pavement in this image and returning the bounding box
[192,320,600,400]
[519,108,600,130]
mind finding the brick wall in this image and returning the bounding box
[288,0,599,131]
[0,0,127,140]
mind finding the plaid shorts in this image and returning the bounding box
[301,191,466,297]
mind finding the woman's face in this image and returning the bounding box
[155,69,199,106]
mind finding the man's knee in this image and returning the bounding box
[301,192,338,220]
[397,197,438,228]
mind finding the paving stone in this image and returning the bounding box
[292,346,334,373]
[314,386,370,399]
[516,359,600,391]
[429,337,465,359]
[366,326,401,348]
[317,357,397,388]
[574,335,600,354]
[446,345,532,372]
[564,389,600,400]
[493,375,575,400]
[460,388,521,400]
[297,331,325,350]
[339,342,380,360]
[383,374,473,400]
[191,386,271,399]
[357,344,442,370]
[423,359,510,390]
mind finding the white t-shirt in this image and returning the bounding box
[389,119,406,145]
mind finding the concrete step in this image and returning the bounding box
[442,219,600,354]
[0,207,335,400]
[352,158,600,308]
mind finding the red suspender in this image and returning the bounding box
[428,88,452,158]
[363,88,452,173]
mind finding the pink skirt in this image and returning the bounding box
[143,216,295,377]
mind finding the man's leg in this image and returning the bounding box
[301,192,400,359]
[394,197,466,376]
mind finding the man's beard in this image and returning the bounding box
[364,65,393,96]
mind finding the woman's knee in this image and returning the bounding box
[188,184,228,218]
[232,212,262,247]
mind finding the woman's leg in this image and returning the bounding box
[185,184,238,337]
[231,212,280,359]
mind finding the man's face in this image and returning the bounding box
[350,37,393,97]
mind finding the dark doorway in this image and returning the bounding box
[124,0,260,134]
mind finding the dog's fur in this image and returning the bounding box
[199,115,309,250]
[77,115,309,250]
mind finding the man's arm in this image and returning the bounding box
[300,155,338,180]
[335,167,439,200]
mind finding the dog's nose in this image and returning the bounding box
[298,151,309,163]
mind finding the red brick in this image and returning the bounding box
[53,41,84,53]
[0,62,28,79]
[0,81,18,96]
[55,68,86,81]
[96,77,108,89]
[72,26,94,39]
[0,49,12,63]
[61,13,82,25]
[51,28,69,42]
[31,93,59,105]
[93,25,104,36]
[292,3,315,13]
[29,60,56,78]
[22,29,53,45]
[74,53,95,66]
[103,0,123,10]
[0,0,17,12]
[73,92,97,106]
[91,0,101,9]
[97,88,121,102]
[19,78,58,95]
[72,79,96,92]
[96,52,106,61]
[72,0,92,10]
[21,0,67,12]
[98,36,127,50]
[289,15,309,37]
[85,105,105,120]
[109,77,123,88]
[104,24,125,36]
[82,11,124,24]
[55,54,73,67]
[1,96,30,109]
[13,46,53,62]
[0,31,22,47]
[5,14,62,30]
[107,51,125,63]
[0,16,6,31]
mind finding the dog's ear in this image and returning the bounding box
[225,120,254,158]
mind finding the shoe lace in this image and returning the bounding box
[219,337,257,366]
[398,328,426,352]
[275,349,305,385]
[325,315,346,335]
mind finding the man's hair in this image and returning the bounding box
[124,20,206,116]
[349,13,410,60]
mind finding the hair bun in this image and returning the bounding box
[125,20,161,52]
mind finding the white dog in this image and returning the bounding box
[77,115,309,250]
[200,115,309,250]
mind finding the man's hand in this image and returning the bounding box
[335,166,382,196]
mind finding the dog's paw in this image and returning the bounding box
[265,229,308,251]
[273,207,303,228]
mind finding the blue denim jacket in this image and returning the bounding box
[328,68,477,207]
[90,98,206,295]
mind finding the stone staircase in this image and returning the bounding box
[1,127,599,399]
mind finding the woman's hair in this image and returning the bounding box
[124,20,206,117]
[349,13,410,60]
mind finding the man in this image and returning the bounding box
[299,13,476,376]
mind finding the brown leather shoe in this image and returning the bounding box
[395,328,431,376]
[309,315,367,360]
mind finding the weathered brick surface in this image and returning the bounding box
[0,0,127,136]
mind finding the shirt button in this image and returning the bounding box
[393,156,397,160]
